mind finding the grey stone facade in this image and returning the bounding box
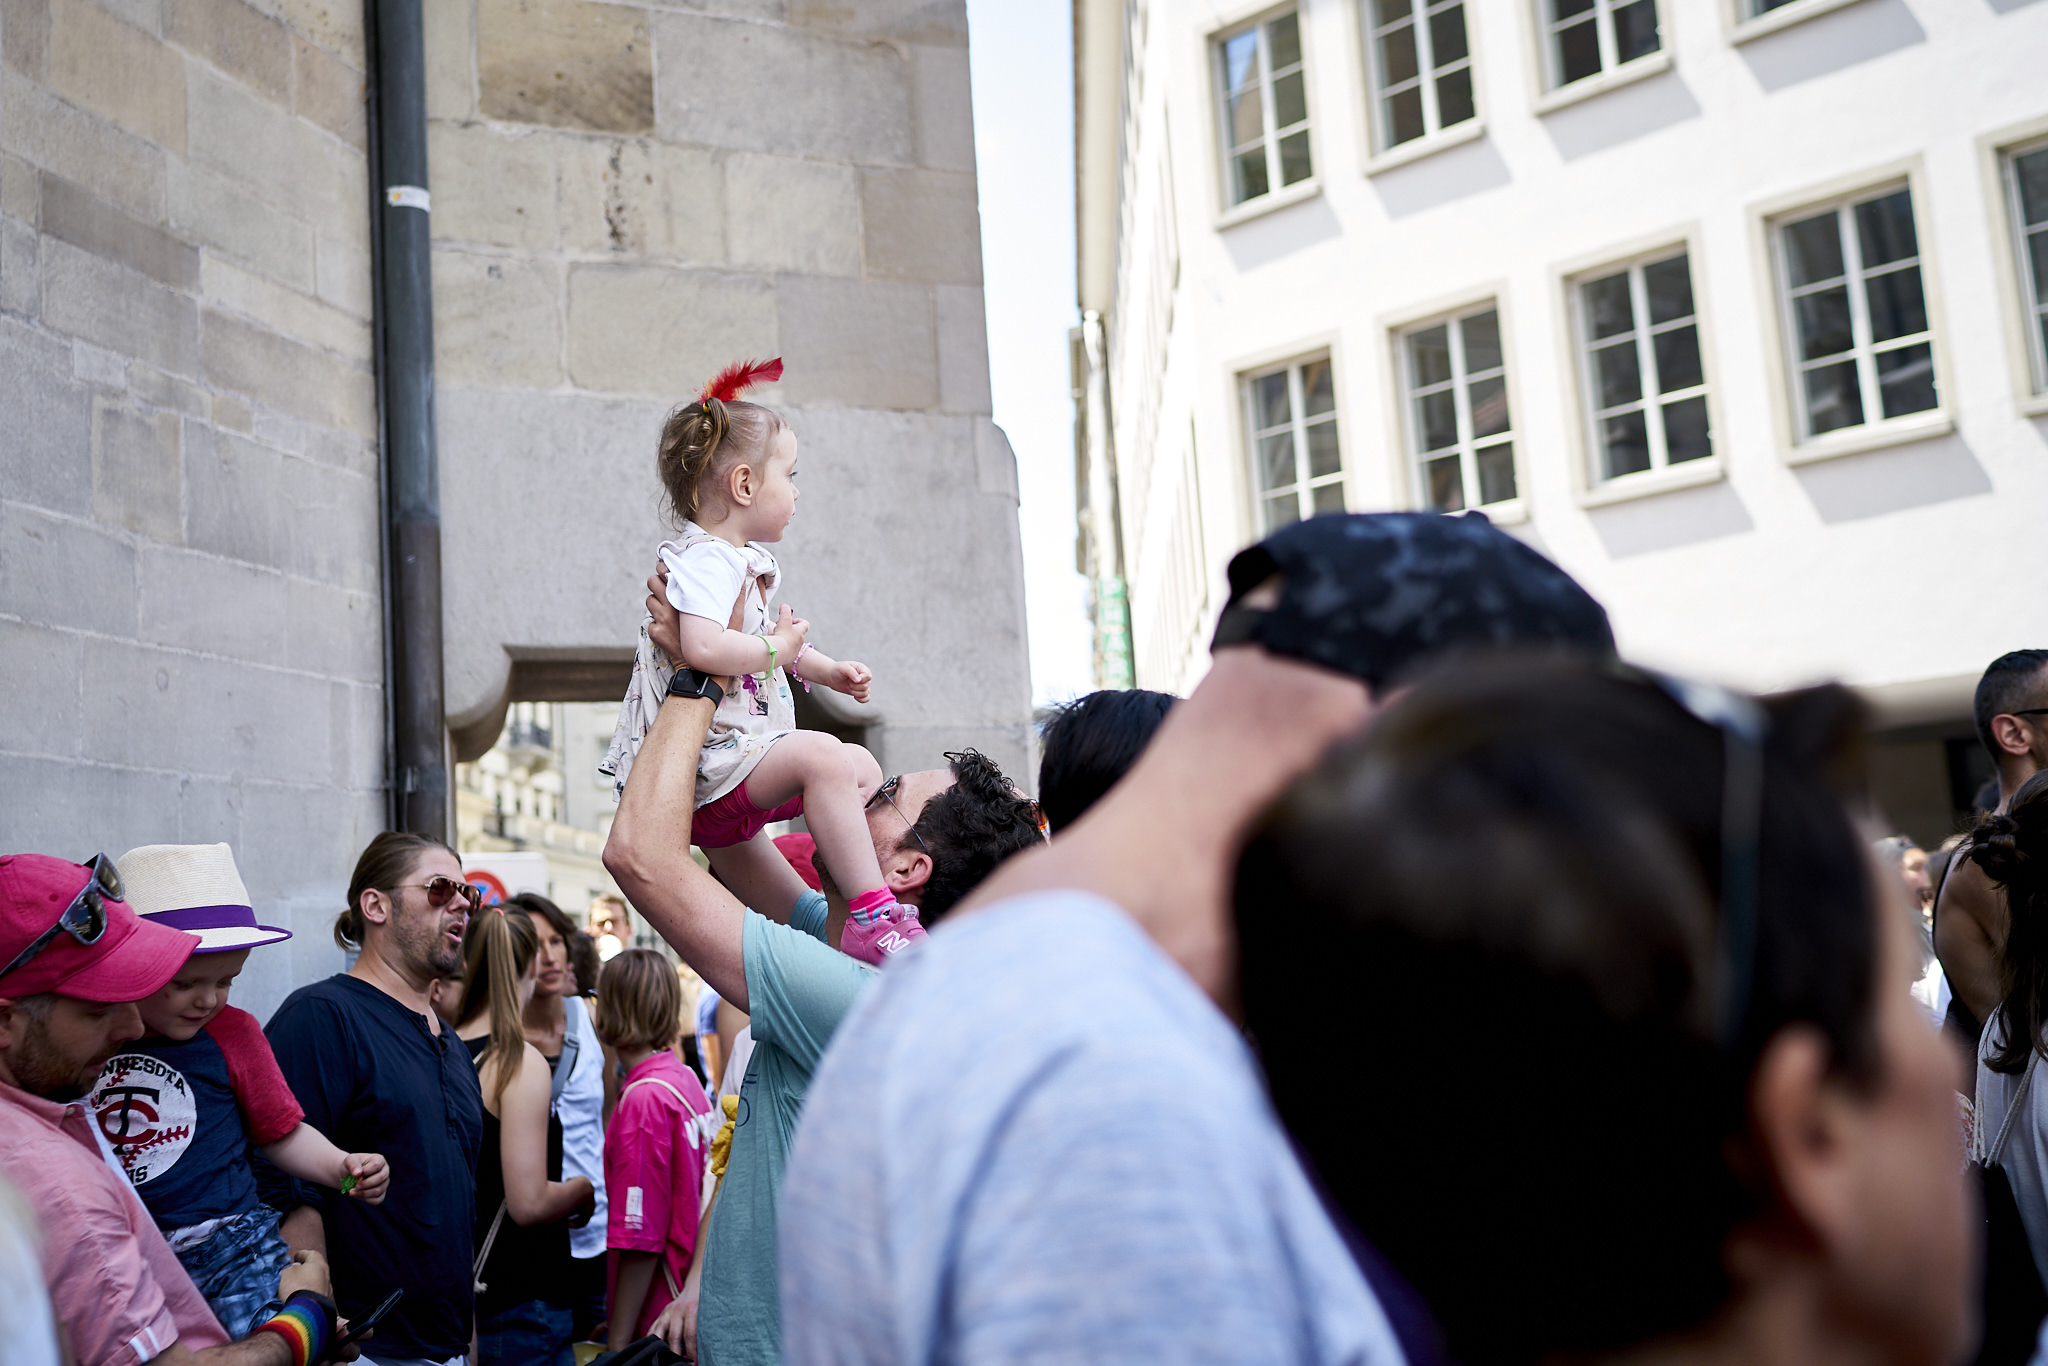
[0,0,1029,1022]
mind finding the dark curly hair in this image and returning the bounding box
[1976,769,2048,1075]
[903,749,1044,925]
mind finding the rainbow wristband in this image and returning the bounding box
[254,1290,335,1366]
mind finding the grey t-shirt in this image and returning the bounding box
[698,896,873,1366]
[778,891,1406,1365]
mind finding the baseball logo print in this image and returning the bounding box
[90,1053,197,1185]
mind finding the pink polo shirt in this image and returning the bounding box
[0,1079,229,1366]
[604,1051,716,1337]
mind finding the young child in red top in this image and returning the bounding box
[597,950,718,1351]
[87,844,389,1337]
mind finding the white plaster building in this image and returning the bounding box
[1074,0,2048,844]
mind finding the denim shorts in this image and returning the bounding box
[474,1298,575,1366]
[171,1204,291,1339]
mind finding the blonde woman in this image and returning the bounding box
[456,908,595,1366]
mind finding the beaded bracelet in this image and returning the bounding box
[791,642,813,693]
[254,1290,336,1366]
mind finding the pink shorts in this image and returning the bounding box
[694,782,803,849]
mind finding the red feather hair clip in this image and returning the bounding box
[699,357,784,406]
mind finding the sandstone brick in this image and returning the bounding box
[788,0,966,46]
[42,237,201,376]
[913,43,974,172]
[478,0,652,134]
[0,320,90,512]
[166,0,289,101]
[2,0,48,78]
[128,362,208,416]
[559,136,723,260]
[202,306,374,436]
[4,68,168,219]
[203,252,369,361]
[73,340,128,386]
[314,232,371,317]
[0,154,37,220]
[259,0,361,70]
[292,32,363,147]
[280,451,377,591]
[80,636,333,783]
[168,157,316,292]
[724,152,857,276]
[0,215,37,317]
[935,283,991,415]
[47,0,186,150]
[859,166,981,284]
[184,422,284,565]
[422,0,474,121]
[138,543,288,662]
[93,0,160,37]
[652,13,912,165]
[566,264,774,396]
[187,64,364,245]
[211,392,251,431]
[284,574,378,680]
[0,755,186,860]
[39,169,200,289]
[0,619,83,757]
[426,122,558,250]
[92,400,182,539]
[433,250,564,387]
[775,275,936,410]
[0,500,139,637]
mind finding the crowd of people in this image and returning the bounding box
[3,361,2047,1366]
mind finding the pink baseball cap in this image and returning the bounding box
[0,854,196,1002]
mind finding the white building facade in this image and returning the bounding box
[1075,0,2048,844]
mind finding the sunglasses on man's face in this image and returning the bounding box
[0,854,122,983]
[401,876,483,912]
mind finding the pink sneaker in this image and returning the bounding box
[839,903,926,966]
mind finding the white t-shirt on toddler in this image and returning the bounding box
[661,536,775,625]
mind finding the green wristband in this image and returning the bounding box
[756,633,776,670]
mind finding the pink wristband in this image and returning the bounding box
[792,642,813,693]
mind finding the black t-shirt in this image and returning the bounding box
[260,975,484,1358]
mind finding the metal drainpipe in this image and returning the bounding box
[364,0,447,839]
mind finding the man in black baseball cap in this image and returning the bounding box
[778,513,1611,1366]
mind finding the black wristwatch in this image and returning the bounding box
[666,667,725,708]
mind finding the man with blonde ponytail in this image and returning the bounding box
[259,832,487,1366]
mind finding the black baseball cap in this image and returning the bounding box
[1211,512,1614,688]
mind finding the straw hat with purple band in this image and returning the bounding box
[115,844,292,953]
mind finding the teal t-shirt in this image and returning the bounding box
[697,895,874,1366]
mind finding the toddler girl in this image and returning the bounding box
[601,359,925,964]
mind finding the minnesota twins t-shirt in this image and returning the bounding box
[89,1004,304,1230]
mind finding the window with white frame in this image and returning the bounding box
[1364,0,1475,152]
[1576,250,1710,482]
[1246,357,1344,531]
[2006,140,2048,393]
[1774,186,1938,440]
[1401,306,1516,512]
[1541,0,1660,89]
[1217,11,1312,207]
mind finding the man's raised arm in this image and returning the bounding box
[602,691,755,1010]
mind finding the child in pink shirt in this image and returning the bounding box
[597,950,718,1350]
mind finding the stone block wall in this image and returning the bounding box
[0,0,375,1018]
[430,0,1034,785]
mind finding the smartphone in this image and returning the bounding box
[330,1288,404,1353]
